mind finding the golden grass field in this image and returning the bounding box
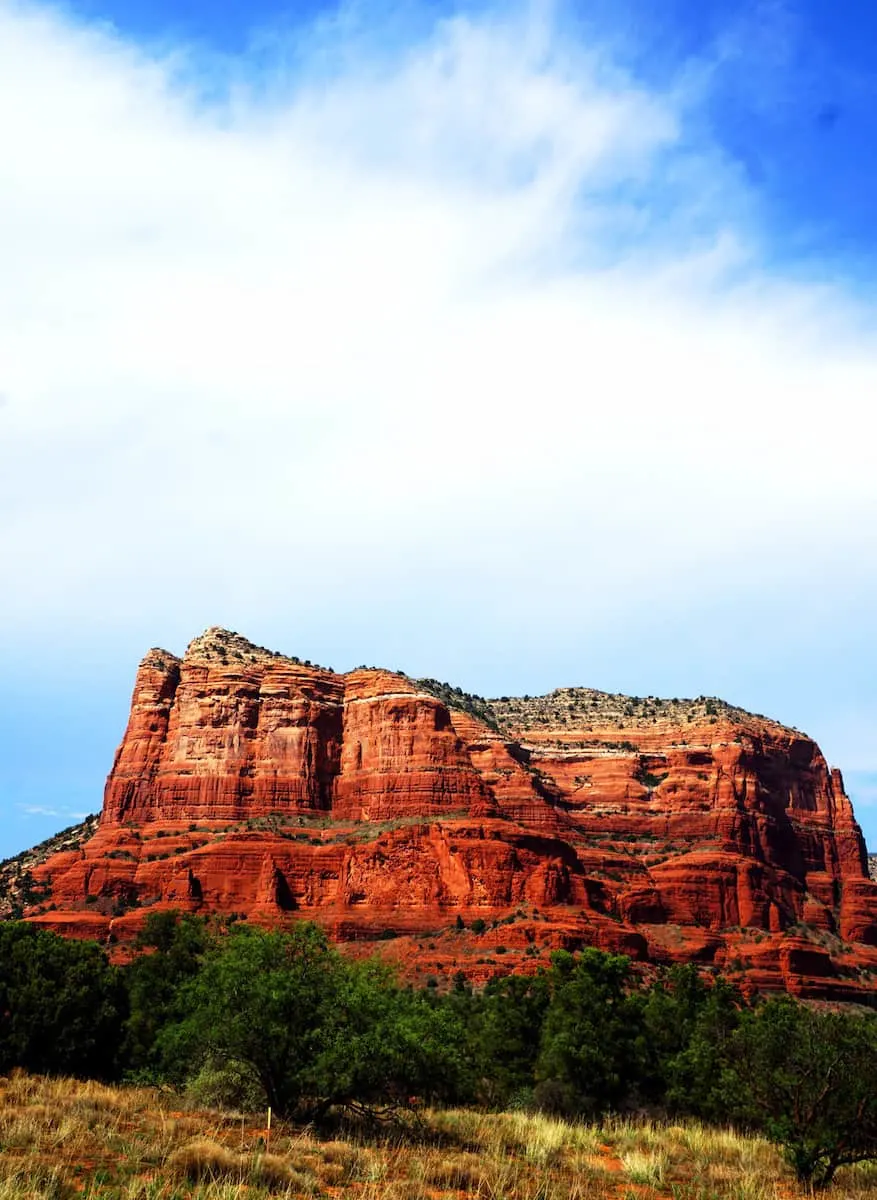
[1,1073,876,1199]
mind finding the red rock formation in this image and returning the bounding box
[19,628,877,1000]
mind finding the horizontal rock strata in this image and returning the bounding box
[18,627,877,1000]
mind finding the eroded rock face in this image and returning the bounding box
[19,628,877,999]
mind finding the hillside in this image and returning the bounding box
[0,815,99,920]
[6,626,877,1000]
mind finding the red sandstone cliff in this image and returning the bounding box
[17,627,877,1000]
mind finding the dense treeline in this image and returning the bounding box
[2,916,877,1188]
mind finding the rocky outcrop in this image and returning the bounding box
[15,628,877,1000]
[0,815,99,920]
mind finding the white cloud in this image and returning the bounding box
[1,0,876,776]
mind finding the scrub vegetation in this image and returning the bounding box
[2,915,877,1192]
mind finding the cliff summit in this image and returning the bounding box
[12,628,877,1001]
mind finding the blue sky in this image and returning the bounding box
[2,0,877,858]
[63,0,877,277]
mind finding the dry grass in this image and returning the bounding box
[166,1139,312,1190]
[620,1147,668,1187]
[0,1073,876,1198]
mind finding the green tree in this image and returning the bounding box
[732,998,877,1189]
[535,949,644,1115]
[121,910,211,1075]
[162,922,468,1122]
[306,959,469,1119]
[160,922,338,1116]
[639,964,710,1100]
[472,971,551,1105]
[0,923,123,1078]
[662,974,743,1120]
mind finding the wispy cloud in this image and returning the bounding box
[0,0,875,765]
[15,801,90,821]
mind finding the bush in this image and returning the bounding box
[184,1056,267,1112]
[732,998,877,1188]
[161,923,468,1121]
[160,923,341,1116]
[535,949,643,1116]
[122,911,210,1074]
[0,923,123,1079]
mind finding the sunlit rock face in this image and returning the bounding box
[21,628,877,1000]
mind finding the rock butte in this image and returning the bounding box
[14,627,877,999]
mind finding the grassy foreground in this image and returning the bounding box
[2,1073,877,1199]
